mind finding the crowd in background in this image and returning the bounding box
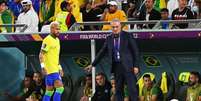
[0,0,200,33]
[0,0,201,101]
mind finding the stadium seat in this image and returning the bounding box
[157,72,175,101]
[61,74,73,101]
[173,72,190,101]
[70,76,86,101]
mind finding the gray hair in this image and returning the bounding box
[110,18,121,24]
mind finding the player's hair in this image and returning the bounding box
[143,74,151,79]
[50,21,59,28]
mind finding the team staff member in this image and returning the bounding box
[86,19,140,101]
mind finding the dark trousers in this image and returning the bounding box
[113,62,138,101]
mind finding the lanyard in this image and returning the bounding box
[114,37,120,51]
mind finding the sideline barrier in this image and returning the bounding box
[0,29,201,42]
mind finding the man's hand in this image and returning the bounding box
[111,87,116,94]
[59,69,64,77]
[41,68,47,76]
[91,4,97,9]
[103,8,109,13]
[80,96,89,101]
[84,65,93,73]
[132,67,140,75]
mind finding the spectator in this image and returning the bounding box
[160,8,174,29]
[55,1,75,32]
[31,0,40,14]
[127,1,138,29]
[7,0,23,19]
[167,0,178,17]
[91,0,107,10]
[186,71,201,101]
[138,0,161,29]
[39,0,56,30]
[54,0,65,19]
[15,0,39,32]
[80,2,101,30]
[171,0,194,29]
[91,72,111,101]
[191,1,199,19]
[65,1,76,30]
[0,0,14,33]
[139,74,164,101]
[127,1,137,19]
[67,0,83,23]
[101,1,128,31]
[80,74,93,101]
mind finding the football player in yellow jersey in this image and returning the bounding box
[39,21,64,101]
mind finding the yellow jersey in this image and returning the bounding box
[41,35,60,74]
[68,0,83,23]
[102,10,128,30]
[55,11,69,32]
[94,0,102,4]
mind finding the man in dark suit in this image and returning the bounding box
[86,18,140,101]
[138,0,161,29]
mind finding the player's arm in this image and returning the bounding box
[186,89,190,101]
[39,50,45,66]
[39,50,47,75]
[39,39,50,75]
[198,96,201,101]
[151,95,157,101]
[140,87,145,101]
[198,90,201,101]
[139,96,145,101]
[58,64,64,77]
[151,87,160,101]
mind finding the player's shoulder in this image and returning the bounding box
[43,35,52,42]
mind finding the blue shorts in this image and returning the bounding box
[45,73,62,86]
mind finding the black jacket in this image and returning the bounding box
[138,8,161,29]
[92,31,139,73]
[91,81,112,101]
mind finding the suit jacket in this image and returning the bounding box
[138,8,161,29]
[92,31,139,73]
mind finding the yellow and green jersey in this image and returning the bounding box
[141,85,164,101]
[41,35,60,74]
[187,84,201,101]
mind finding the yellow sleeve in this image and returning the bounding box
[119,10,128,30]
[102,13,111,30]
[41,38,51,52]
[119,10,127,22]
[104,13,109,21]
